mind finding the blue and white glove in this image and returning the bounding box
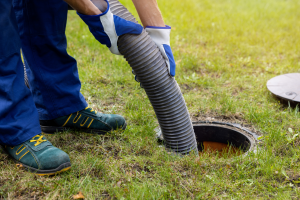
[145,25,176,77]
[77,0,143,55]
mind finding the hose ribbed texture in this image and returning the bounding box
[109,0,198,154]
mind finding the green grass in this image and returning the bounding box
[1,0,300,199]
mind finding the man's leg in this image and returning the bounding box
[0,0,71,175]
[13,0,126,134]
[0,0,40,146]
[13,0,87,120]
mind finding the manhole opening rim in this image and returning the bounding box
[193,121,258,138]
[192,121,258,153]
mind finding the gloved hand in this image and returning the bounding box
[77,0,143,55]
[145,25,176,77]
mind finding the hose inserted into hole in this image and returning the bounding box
[108,0,198,154]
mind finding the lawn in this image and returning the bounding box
[1,0,300,199]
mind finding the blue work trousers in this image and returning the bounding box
[13,0,87,120]
[0,0,87,146]
[0,0,40,146]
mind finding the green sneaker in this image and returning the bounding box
[2,134,71,176]
[40,107,127,134]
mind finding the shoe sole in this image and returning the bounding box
[41,122,127,135]
[16,162,72,176]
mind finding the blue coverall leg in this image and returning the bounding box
[12,0,88,120]
[0,0,41,146]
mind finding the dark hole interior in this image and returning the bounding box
[193,125,251,152]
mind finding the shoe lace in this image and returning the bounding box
[85,106,97,114]
[30,134,47,146]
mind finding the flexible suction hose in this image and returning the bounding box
[108,0,198,154]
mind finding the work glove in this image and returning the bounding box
[77,0,143,55]
[145,25,176,77]
[133,25,176,87]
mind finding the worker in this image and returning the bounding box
[0,0,175,175]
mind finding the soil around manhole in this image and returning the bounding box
[191,113,261,136]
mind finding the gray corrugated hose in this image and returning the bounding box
[108,0,198,154]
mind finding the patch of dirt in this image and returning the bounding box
[292,139,300,148]
[95,191,112,200]
[0,172,47,200]
[231,86,246,96]
[272,145,293,157]
[11,187,46,200]
[191,112,262,135]
[180,83,202,93]
[102,144,122,159]
[285,171,300,186]
[91,98,125,109]
[86,77,111,85]
[71,141,122,159]
[79,165,104,178]
[272,169,300,186]
[131,145,152,156]
[120,161,155,177]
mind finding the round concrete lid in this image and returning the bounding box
[267,73,300,103]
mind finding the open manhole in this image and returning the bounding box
[193,121,258,157]
[156,121,258,157]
